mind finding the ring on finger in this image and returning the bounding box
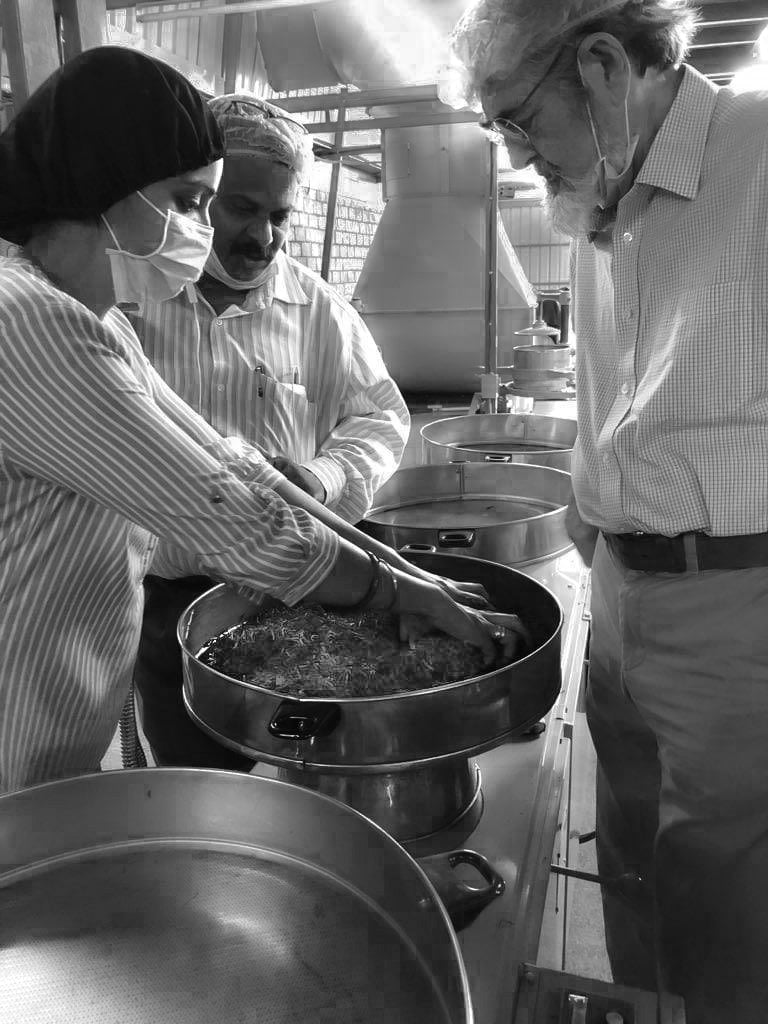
[491,626,508,641]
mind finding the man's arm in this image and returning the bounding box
[299,310,410,522]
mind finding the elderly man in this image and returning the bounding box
[131,95,409,772]
[454,1,768,1021]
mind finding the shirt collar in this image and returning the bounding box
[192,249,311,317]
[271,249,311,306]
[634,64,719,200]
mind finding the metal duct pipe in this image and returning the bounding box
[353,116,536,395]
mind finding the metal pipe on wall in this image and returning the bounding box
[320,89,347,281]
[482,142,499,413]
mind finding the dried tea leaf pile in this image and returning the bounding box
[199,603,500,698]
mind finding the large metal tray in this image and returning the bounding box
[0,770,472,1024]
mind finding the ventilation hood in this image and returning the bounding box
[258,1,537,394]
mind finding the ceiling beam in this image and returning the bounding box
[303,109,479,134]
[135,0,335,20]
[695,1,768,26]
[688,46,757,76]
[692,22,765,47]
[277,85,441,113]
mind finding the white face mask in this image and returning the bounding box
[584,95,639,211]
[102,191,214,307]
[203,246,278,292]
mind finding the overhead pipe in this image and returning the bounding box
[302,110,479,134]
[277,85,442,113]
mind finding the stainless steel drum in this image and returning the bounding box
[362,462,572,565]
[421,413,577,471]
[180,552,562,772]
[0,770,474,1024]
[179,552,562,841]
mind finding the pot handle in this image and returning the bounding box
[268,701,341,740]
[398,543,437,554]
[484,453,511,463]
[438,530,475,548]
[419,849,505,931]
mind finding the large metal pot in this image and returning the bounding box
[422,413,577,471]
[179,551,562,774]
[361,462,572,565]
[0,770,475,1023]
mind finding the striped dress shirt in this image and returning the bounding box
[0,256,339,793]
[130,250,410,524]
[571,67,768,536]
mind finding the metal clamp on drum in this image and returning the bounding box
[268,701,341,740]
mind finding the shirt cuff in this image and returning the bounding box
[302,454,347,507]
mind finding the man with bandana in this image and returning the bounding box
[131,95,409,772]
[453,2,768,1022]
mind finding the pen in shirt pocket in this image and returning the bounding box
[255,364,265,397]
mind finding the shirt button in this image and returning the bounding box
[622,231,633,243]
[215,319,223,326]
[623,307,635,321]
[620,382,630,395]
[217,385,225,392]
[209,490,224,504]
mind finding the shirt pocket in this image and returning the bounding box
[246,371,318,464]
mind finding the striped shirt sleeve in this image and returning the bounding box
[303,304,410,521]
[0,281,338,605]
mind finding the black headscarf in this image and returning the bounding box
[0,46,224,245]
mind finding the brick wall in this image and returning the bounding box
[288,187,384,300]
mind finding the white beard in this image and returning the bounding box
[541,174,603,239]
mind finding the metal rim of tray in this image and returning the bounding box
[0,769,473,1024]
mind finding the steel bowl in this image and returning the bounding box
[421,413,577,471]
[361,462,572,566]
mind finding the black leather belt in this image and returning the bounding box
[603,531,768,573]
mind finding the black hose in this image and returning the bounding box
[118,682,147,768]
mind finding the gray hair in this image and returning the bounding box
[451,0,700,106]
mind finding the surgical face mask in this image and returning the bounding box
[102,191,214,307]
[583,93,639,211]
[203,246,278,291]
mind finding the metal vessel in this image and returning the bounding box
[179,552,562,841]
[361,462,572,565]
[422,413,577,471]
[0,770,474,1024]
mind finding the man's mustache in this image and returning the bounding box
[232,246,272,260]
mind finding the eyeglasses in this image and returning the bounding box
[479,46,566,151]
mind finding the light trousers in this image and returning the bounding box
[587,535,768,1024]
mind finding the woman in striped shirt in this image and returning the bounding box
[0,47,514,794]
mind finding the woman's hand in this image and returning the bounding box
[383,556,492,609]
[393,573,530,667]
